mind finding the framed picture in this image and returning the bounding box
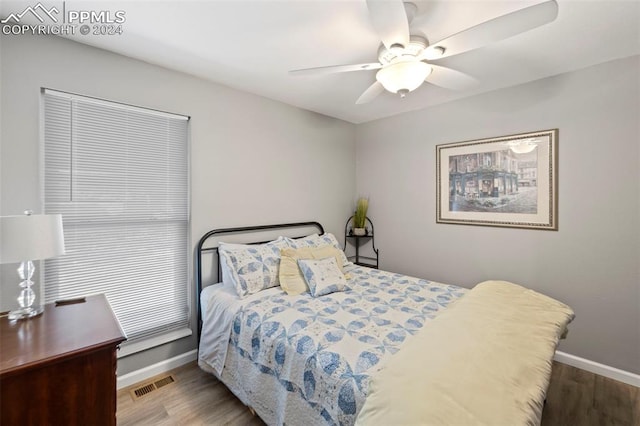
[436,129,558,230]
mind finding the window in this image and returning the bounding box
[43,89,190,353]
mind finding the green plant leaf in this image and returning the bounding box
[353,197,369,228]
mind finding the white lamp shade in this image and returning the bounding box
[0,214,66,264]
[376,60,432,93]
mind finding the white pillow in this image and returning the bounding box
[219,237,288,299]
[297,256,348,297]
[286,233,351,266]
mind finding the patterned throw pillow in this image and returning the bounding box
[285,233,351,266]
[219,237,288,299]
[279,245,347,296]
[297,257,348,297]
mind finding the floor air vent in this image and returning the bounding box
[130,375,176,401]
[154,375,175,389]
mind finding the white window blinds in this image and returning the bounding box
[43,89,190,345]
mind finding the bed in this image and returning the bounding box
[196,221,574,426]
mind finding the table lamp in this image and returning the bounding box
[0,211,65,320]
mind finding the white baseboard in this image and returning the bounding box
[554,350,640,387]
[117,349,198,390]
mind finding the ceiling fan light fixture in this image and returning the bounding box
[376,60,432,95]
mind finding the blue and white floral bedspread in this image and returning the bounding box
[228,266,467,425]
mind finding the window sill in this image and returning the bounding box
[117,327,193,358]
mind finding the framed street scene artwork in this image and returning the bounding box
[436,129,558,230]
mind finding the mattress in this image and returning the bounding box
[198,264,467,425]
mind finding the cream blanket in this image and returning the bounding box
[356,280,574,426]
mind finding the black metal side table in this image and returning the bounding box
[343,216,379,268]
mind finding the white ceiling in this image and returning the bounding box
[3,0,640,123]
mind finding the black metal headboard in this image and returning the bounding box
[195,221,324,339]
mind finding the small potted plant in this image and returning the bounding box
[352,197,369,236]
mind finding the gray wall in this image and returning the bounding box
[0,34,356,374]
[355,55,640,374]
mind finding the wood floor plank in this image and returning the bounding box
[587,407,635,426]
[560,361,597,386]
[593,374,638,424]
[117,395,170,426]
[117,361,638,426]
[542,378,593,426]
[633,388,640,426]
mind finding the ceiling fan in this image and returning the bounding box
[289,0,559,104]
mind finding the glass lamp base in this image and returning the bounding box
[8,305,44,320]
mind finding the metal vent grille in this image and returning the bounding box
[129,375,175,401]
[154,375,175,389]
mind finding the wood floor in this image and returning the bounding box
[541,362,639,426]
[117,361,639,425]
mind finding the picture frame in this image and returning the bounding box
[436,129,558,230]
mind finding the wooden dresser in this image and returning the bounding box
[0,294,126,425]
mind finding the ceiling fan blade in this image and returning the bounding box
[421,0,559,60]
[426,65,478,90]
[356,81,385,104]
[366,0,410,49]
[289,63,382,76]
